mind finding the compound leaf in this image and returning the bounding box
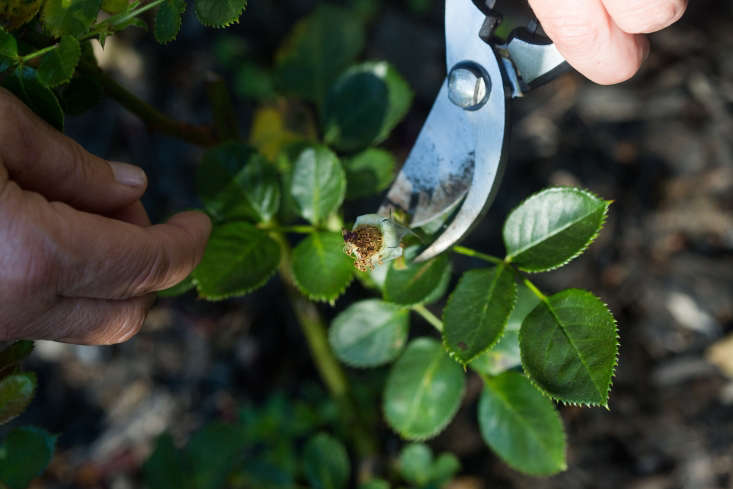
[0,373,36,425]
[503,187,610,272]
[520,289,618,406]
[193,222,280,300]
[275,4,364,106]
[290,145,345,225]
[383,255,451,306]
[478,372,566,476]
[292,232,354,302]
[155,0,186,44]
[197,142,280,223]
[443,264,516,364]
[194,0,247,28]
[302,433,350,489]
[383,338,465,440]
[324,61,412,152]
[38,35,80,87]
[329,299,409,368]
[0,426,56,489]
[343,148,395,199]
[42,0,102,37]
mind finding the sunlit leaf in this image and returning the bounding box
[478,372,566,475]
[329,299,408,367]
[503,187,610,272]
[520,289,618,406]
[290,145,346,225]
[384,338,465,440]
[193,222,280,300]
[292,232,354,302]
[443,265,516,364]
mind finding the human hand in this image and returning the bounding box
[0,88,211,345]
[528,0,687,84]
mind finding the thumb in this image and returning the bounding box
[0,87,147,213]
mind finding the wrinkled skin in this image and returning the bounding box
[0,88,211,345]
[529,0,688,84]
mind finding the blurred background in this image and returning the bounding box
[16,0,733,487]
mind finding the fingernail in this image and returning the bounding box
[110,161,147,188]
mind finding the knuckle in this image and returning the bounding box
[544,14,602,51]
[127,245,172,296]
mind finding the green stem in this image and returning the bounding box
[274,233,376,456]
[90,0,167,34]
[78,61,218,147]
[452,245,505,265]
[522,277,549,303]
[19,45,56,63]
[411,304,443,333]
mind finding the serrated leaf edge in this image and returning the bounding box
[328,301,410,369]
[504,187,611,274]
[193,0,247,28]
[518,289,619,407]
[154,0,186,45]
[442,265,518,365]
[293,267,354,303]
[38,35,81,87]
[383,256,452,307]
[382,340,466,441]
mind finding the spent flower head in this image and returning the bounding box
[343,214,411,271]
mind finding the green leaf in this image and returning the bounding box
[0,27,17,59]
[143,434,193,489]
[324,61,412,152]
[477,372,566,476]
[344,148,395,199]
[0,426,57,489]
[0,341,33,371]
[187,422,248,489]
[101,0,129,14]
[2,67,64,130]
[42,0,103,37]
[197,142,281,223]
[292,232,354,302]
[398,443,432,486]
[38,35,80,87]
[383,338,465,440]
[329,300,409,368]
[0,0,44,31]
[469,329,520,377]
[290,145,345,225]
[520,289,618,406]
[503,187,610,272]
[155,0,186,44]
[275,4,365,106]
[193,222,281,300]
[158,275,195,298]
[430,453,460,486]
[302,433,350,489]
[383,255,451,306]
[194,0,247,28]
[443,265,517,364]
[0,373,36,425]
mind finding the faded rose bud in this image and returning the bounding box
[342,214,410,271]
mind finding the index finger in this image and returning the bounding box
[529,0,649,85]
[48,202,212,299]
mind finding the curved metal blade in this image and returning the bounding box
[379,0,508,261]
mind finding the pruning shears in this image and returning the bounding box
[378,0,568,261]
